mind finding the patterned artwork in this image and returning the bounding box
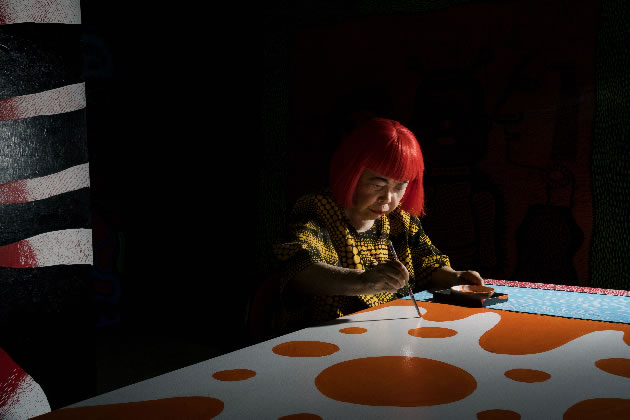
[0,0,91,411]
[0,0,90,287]
[412,283,630,324]
[38,293,630,419]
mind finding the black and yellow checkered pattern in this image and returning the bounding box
[273,191,450,332]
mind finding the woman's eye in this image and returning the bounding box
[372,184,386,189]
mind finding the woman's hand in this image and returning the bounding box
[431,266,485,289]
[454,270,485,286]
[360,260,409,294]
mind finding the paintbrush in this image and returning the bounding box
[387,240,422,318]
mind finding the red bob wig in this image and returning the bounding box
[329,117,426,217]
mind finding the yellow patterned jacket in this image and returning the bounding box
[273,191,450,333]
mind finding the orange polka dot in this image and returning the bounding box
[476,409,521,420]
[504,369,551,383]
[212,369,256,381]
[595,358,630,379]
[408,327,457,338]
[32,397,224,420]
[272,341,340,357]
[278,414,323,420]
[315,356,476,406]
[564,398,630,419]
[339,327,367,334]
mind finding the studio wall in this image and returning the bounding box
[260,0,630,290]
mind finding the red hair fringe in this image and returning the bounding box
[329,117,426,217]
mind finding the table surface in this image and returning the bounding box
[38,283,630,420]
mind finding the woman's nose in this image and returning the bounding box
[378,190,392,203]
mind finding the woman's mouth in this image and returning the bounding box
[370,209,387,215]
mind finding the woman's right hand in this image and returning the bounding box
[359,260,409,294]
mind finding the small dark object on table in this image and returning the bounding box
[429,288,509,308]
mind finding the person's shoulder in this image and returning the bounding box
[293,189,336,210]
[290,189,340,220]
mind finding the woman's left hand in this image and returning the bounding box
[454,270,485,286]
[431,266,485,289]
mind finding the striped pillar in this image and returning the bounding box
[0,0,95,409]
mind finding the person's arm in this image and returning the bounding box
[402,214,484,290]
[290,260,409,296]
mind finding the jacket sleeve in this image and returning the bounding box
[272,196,339,293]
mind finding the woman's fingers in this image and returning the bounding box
[361,261,409,293]
[458,270,484,286]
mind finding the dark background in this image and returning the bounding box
[82,2,261,338]
[77,1,263,406]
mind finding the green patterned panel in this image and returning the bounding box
[591,0,630,290]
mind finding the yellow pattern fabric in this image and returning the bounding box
[273,191,450,333]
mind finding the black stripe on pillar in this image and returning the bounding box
[0,109,88,184]
[0,264,94,327]
[0,23,84,99]
[0,187,90,246]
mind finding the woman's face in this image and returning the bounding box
[346,169,409,229]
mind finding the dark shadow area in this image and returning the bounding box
[79,1,263,403]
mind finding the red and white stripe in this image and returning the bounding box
[0,348,51,419]
[0,0,81,25]
[0,229,93,268]
[0,163,90,205]
[484,279,630,296]
[0,83,86,122]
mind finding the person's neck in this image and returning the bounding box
[344,209,375,233]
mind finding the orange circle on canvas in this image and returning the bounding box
[315,356,476,406]
[594,358,630,379]
[477,409,521,420]
[32,396,224,420]
[504,369,551,383]
[339,327,367,334]
[272,341,340,357]
[212,369,256,381]
[408,327,458,338]
[564,398,630,419]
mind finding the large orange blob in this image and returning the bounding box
[350,300,630,355]
[479,310,630,355]
[31,397,224,420]
[272,341,340,357]
[563,398,630,419]
[477,409,521,420]
[408,327,457,338]
[315,356,476,407]
[594,358,630,379]
[504,369,551,383]
[212,369,256,381]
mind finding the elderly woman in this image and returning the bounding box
[273,117,483,333]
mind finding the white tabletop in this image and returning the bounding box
[59,297,630,420]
